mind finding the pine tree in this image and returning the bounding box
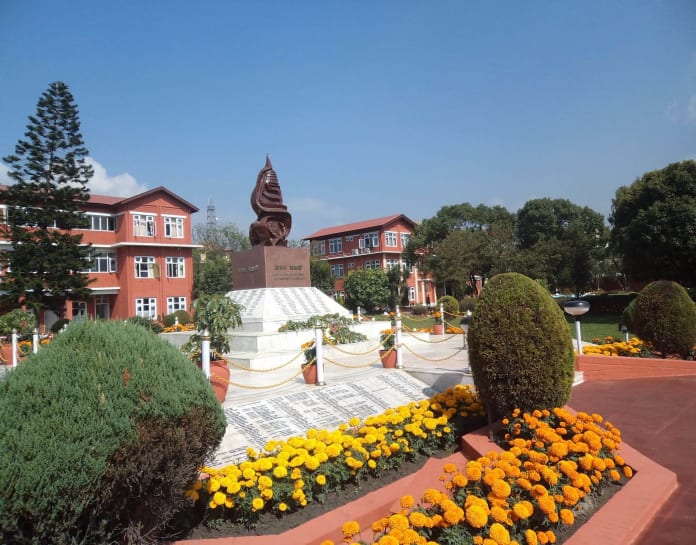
[1,81,93,316]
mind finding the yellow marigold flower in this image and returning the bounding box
[251,497,264,511]
[315,474,327,486]
[242,467,256,480]
[466,461,483,480]
[614,454,625,466]
[466,504,489,528]
[517,477,533,490]
[371,517,389,533]
[443,506,465,525]
[377,536,399,545]
[513,500,534,520]
[490,505,508,523]
[257,475,273,488]
[212,491,226,506]
[491,479,512,499]
[422,488,442,504]
[273,465,288,479]
[525,528,538,545]
[207,478,221,493]
[400,495,415,509]
[388,513,410,530]
[562,485,581,506]
[489,522,511,545]
[348,416,361,427]
[443,462,457,473]
[559,508,574,525]
[341,520,360,538]
[408,511,429,528]
[537,494,556,515]
[260,488,273,500]
[279,502,288,512]
[623,465,633,478]
[474,537,484,545]
[452,473,468,487]
[531,484,548,498]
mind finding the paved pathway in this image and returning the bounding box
[570,358,696,545]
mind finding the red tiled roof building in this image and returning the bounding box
[0,185,200,331]
[304,214,436,308]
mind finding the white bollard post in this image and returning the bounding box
[395,314,404,369]
[574,319,583,356]
[11,328,18,368]
[201,329,211,380]
[314,323,326,386]
[357,306,362,322]
[440,303,445,328]
[32,328,39,354]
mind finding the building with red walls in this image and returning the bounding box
[0,185,200,331]
[304,214,436,308]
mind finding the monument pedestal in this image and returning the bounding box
[232,246,310,290]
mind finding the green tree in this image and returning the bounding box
[0,82,93,316]
[610,160,696,286]
[310,257,334,295]
[404,203,518,296]
[192,221,249,297]
[516,198,607,295]
[343,269,390,313]
[386,264,411,309]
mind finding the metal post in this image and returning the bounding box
[357,306,362,322]
[201,329,211,380]
[395,314,403,369]
[314,323,326,386]
[32,328,39,354]
[11,328,17,368]
[440,303,445,331]
[574,318,582,355]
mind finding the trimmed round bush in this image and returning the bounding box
[468,272,575,420]
[0,320,226,545]
[437,295,459,317]
[632,280,696,358]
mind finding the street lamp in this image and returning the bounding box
[564,300,590,355]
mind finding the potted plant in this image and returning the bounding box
[431,310,444,335]
[181,294,242,402]
[301,339,317,384]
[0,309,38,364]
[379,329,397,368]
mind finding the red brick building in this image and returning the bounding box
[304,214,436,308]
[0,185,199,330]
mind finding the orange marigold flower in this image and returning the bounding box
[513,500,534,520]
[489,522,511,545]
[466,504,489,528]
[525,528,538,545]
[623,465,633,478]
[491,479,512,498]
[408,511,429,528]
[560,508,575,525]
[341,520,360,537]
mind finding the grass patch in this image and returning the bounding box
[565,312,627,343]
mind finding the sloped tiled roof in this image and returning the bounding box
[304,214,416,240]
[0,184,199,212]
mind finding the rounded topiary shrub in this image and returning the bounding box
[437,295,459,318]
[632,280,696,358]
[468,272,575,420]
[0,320,226,545]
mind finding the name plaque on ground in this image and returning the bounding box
[210,372,436,466]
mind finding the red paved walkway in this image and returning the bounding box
[572,355,696,545]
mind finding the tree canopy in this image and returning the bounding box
[343,269,390,313]
[610,160,696,286]
[0,81,93,315]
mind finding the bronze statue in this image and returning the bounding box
[249,156,292,246]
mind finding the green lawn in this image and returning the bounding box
[565,313,627,343]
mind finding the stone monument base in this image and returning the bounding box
[232,246,310,290]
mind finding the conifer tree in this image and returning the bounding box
[1,81,93,316]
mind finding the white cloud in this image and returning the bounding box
[85,157,147,197]
[688,95,696,123]
[0,163,10,184]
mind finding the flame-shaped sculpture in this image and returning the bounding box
[249,156,292,246]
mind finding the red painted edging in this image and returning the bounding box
[577,354,696,381]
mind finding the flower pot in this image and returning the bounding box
[379,349,397,368]
[431,324,444,335]
[209,359,230,403]
[302,364,317,385]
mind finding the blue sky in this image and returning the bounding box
[1,1,695,239]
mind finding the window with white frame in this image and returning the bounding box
[364,259,381,270]
[330,263,344,278]
[166,256,185,278]
[329,237,342,254]
[344,235,353,242]
[167,296,187,314]
[409,286,416,301]
[0,206,7,225]
[164,216,184,238]
[311,240,326,256]
[85,250,117,273]
[89,214,116,231]
[400,232,410,248]
[133,213,155,236]
[360,231,379,249]
[135,256,157,278]
[385,258,400,269]
[347,261,355,269]
[135,297,157,319]
[384,231,398,247]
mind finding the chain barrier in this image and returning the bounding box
[211,366,307,390]
[329,338,383,355]
[221,350,303,373]
[402,329,459,344]
[402,342,465,362]
[323,354,381,368]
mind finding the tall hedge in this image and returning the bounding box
[0,320,226,545]
[632,280,696,358]
[468,272,575,420]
